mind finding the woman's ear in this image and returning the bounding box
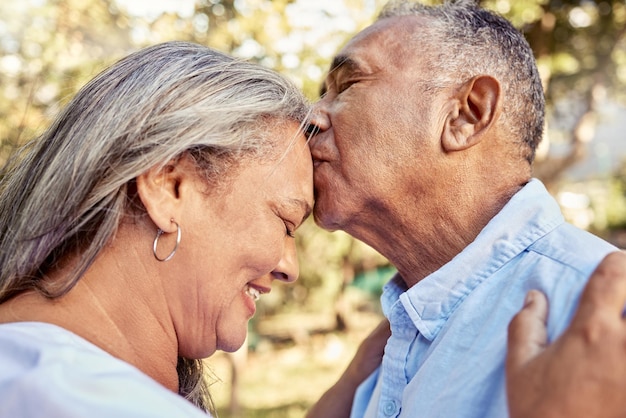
[441,75,501,152]
[136,159,184,233]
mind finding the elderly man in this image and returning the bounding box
[306,0,617,417]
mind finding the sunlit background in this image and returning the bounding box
[1,1,626,417]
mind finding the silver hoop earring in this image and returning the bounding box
[153,219,181,262]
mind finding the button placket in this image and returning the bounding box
[382,399,397,416]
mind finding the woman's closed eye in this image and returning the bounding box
[284,220,295,238]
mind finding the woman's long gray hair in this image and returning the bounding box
[0,41,310,412]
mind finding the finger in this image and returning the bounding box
[573,251,626,322]
[364,318,391,354]
[372,318,391,339]
[506,290,549,373]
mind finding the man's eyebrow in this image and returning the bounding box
[329,54,358,74]
[319,55,359,98]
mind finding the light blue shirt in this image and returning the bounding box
[0,322,211,417]
[351,179,617,418]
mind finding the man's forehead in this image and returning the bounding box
[329,17,424,74]
[347,15,423,48]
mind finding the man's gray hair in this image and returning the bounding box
[379,0,545,163]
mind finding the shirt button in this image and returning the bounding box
[383,400,397,416]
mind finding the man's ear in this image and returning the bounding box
[441,75,501,152]
[136,159,184,233]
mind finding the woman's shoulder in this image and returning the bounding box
[0,321,210,417]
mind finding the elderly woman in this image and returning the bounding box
[0,41,315,417]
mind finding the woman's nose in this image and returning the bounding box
[271,238,299,283]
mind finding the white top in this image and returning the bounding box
[0,321,211,417]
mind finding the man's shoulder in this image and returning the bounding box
[527,222,617,275]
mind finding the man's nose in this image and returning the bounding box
[306,103,331,147]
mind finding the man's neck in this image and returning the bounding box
[347,181,527,288]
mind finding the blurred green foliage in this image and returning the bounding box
[606,159,626,230]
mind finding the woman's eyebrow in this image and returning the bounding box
[283,198,312,225]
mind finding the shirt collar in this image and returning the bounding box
[381,179,564,341]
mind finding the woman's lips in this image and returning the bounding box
[243,284,270,317]
[245,285,260,301]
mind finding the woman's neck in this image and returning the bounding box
[0,236,180,392]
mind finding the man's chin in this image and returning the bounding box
[312,205,342,232]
